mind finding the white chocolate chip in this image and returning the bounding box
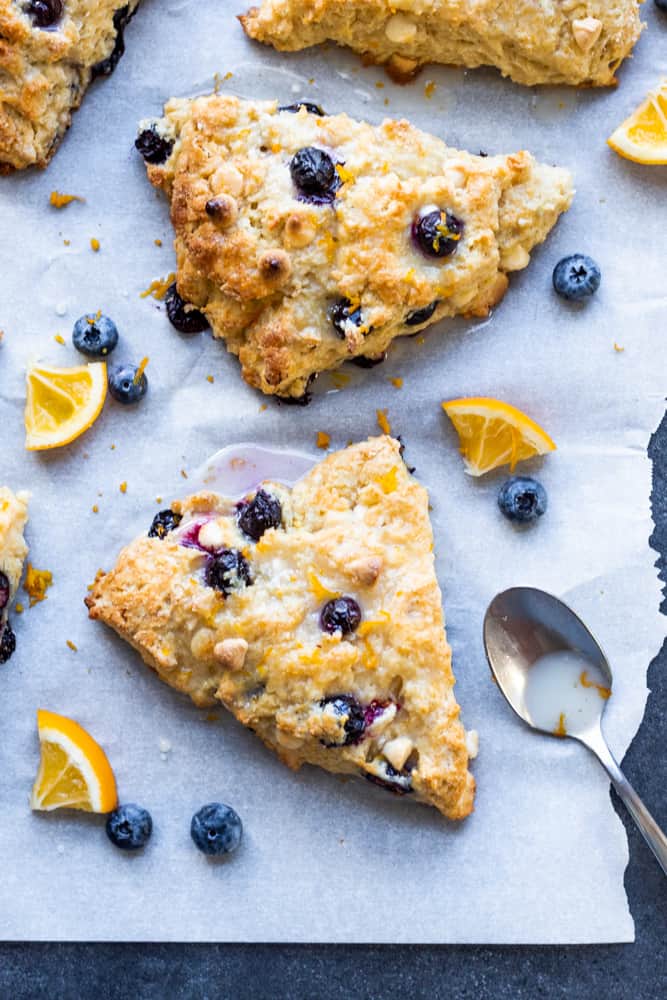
[466,730,479,759]
[211,164,244,197]
[213,637,248,671]
[197,520,226,551]
[382,736,413,771]
[385,12,417,45]
[572,17,602,52]
[502,244,531,271]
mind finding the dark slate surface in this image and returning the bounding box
[2,414,665,1000]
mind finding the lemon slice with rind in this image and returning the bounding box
[607,78,667,165]
[442,397,556,476]
[25,362,107,451]
[30,709,118,813]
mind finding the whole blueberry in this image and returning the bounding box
[205,549,252,595]
[135,126,174,165]
[0,622,16,664]
[320,596,362,635]
[148,509,182,539]
[165,283,209,334]
[498,476,548,523]
[413,209,464,259]
[106,804,153,850]
[237,489,282,541]
[27,0,63,28]
[351,353,386,368]
[289,147,340,203]
[108,363,148,404]
[552,254,601,301]
[405,300,439,326]
[0,571,9,610]
[278,102,325,116]
[330,298,364,339]
[320,694,366,746]
[191,802,243,856]
[72,313,118,358]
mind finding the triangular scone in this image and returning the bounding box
[138,95,572,401]
[86,437,476,819]
[241,1,642,88]
[0,1,141,171]
[0,487,29,662]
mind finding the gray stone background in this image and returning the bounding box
[1,414,664,998]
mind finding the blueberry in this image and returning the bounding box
[278,102,325,116]
[412,209,464,259]
[552,254,601,301]
[26,0,63,28]
[330,298,364,339]
[108,363,148,404]
[351,353,386,368]
[165,283,209,334]
[405,300,438,327]
[364,761,413,795]
[276,374,316,406]
[656,0,667,11]
[135,126,174,165]
[148,509,182,539]
[498,476,548,523]
[320,596,362,635]
[92,5,135,77]
[320,694,366,746]
[237,489,282,541]
[0,621,16,664]
[191,802,243,856]
[205,549,252,595]
[72,313,119,358]
[289,147,340,204]
[0,571,9,610]
[105,803,153,850]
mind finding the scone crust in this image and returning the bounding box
[241,0,643,88]
[0,0,141,171]
[86,437,475,820]
[143,94,572,398]
[0,486,29,618]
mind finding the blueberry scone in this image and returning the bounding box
[0,0,141,171]
[86,437,477,819]
[137,95,572,401]
[241,0,643,88]
[0,487,29,664]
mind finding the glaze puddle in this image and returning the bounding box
[187,443,318,498]
[523,650,611,737]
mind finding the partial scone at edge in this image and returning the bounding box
[140,94,573,399]
[241,0,643,88]
[0,487,29,656]
[86,436,476,820]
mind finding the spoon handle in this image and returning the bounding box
[584,727,667,877]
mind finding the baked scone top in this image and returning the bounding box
[0,486,29,617]
[86,437,476,820]
[242,0,643,88]
[141,94,572,399]
[0,1,141,170]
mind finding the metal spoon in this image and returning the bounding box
[483,586,667,876]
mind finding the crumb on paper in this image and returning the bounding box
[50,191,84,208]
[614,342,625,353]
[417,336,425,345]
[90,238,100,252]
[224,71,233,81]
[63,239,70,246]
[316,431,330,449]
[377,409,391,435]
[259,403,267,412]
[66,640,77,652]
[424,80,436,98]
[375,81,384,89]
[158,737,172,754]
[140,273,176,300]
[181,469,188,479]
[331,372,350,389]
[23,564,53,606]
[390,377,403,389]
[156,496,163,504]
[54,334,65,345]
[110,443,116,450]
[119,482,127,494]
[384,98,389,106]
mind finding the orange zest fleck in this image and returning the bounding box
[15,603,24,614]
[307,570,339,602]
[134,356,149,384]
[119,481,127,494]
[206,374,214,383]
[54,334,65,345]
[377,466,398,494]
[579,670,611,700]
[259,403,267,412]
[614,343,625,353]
[50,191,84,208]
[92,504,99,513]
[390,377,403,389]
[90,238,100,252]
[23,564,53,606]
[424,80,436,98]
[140,272,176,300]
[554,713,567,737]
[66,640,78,652]
[376,408,391,435]
[336,164,355,184]
[154,238,162,247]
[316,431,330,449]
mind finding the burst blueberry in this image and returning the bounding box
[405,301,439,326]
[351,353,386,369]
[108,363,148,404]
[0,622,16,664]
[0,571,9,610]
[92,5,134,77]
[106,804,153,850]
[237,489,282,541]
[552,254,601,301]
[191,802,243,856]
[165,283,209,334]
[364,761,413,795]
[27,0,63,28]
[320,596,362,635]
[278,102,325,116]
[148,509,182,539]
[135,126,174,165]
[413,209,464,259]
[72,313,118,358]
[289,147,340,203]
[330,298,364,339]
[498,476,548,523]
[320,694,366,746]
[205,549,252,596]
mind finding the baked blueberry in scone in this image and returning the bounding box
[241,0,643,87]
[86,437,477,820]
[138,94,573,401]
[0,487,29,664]
[0,1,141,171]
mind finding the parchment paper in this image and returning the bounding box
[0,0,665,943]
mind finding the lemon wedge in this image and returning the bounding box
[25,362,107,451]
[442,397,556,476]
[30,709,118,813]
[607,78,667,165]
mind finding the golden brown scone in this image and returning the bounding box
[138,94,573,400]
[0,0,141,171]
[0,487,29,662]
[86,437,477,819]
[241,0,643,88]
